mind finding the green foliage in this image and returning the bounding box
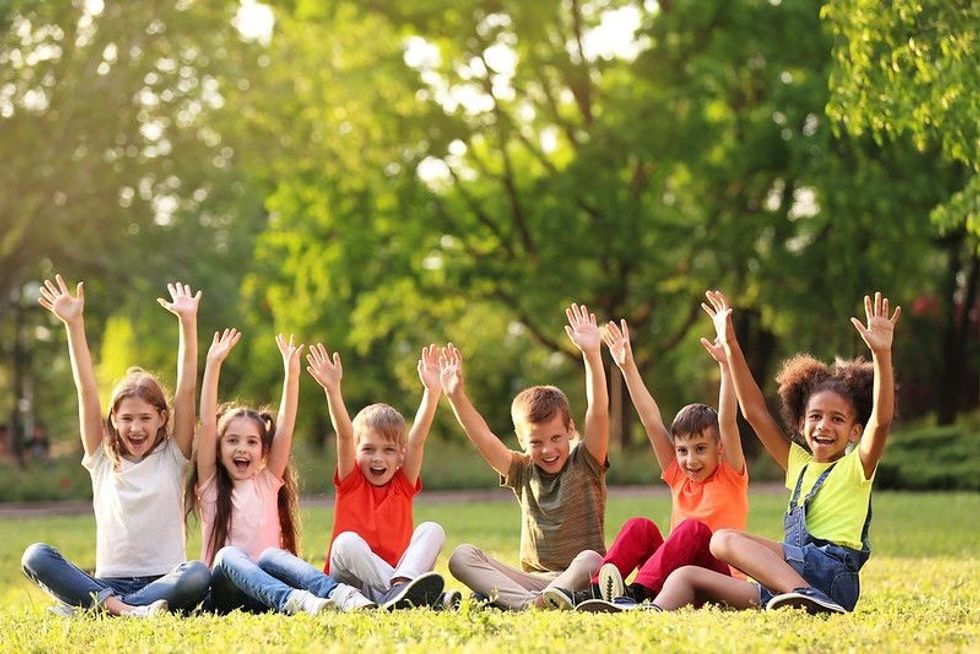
[0,494,978,652]
[877,423,980,491]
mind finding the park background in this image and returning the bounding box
[0,1,977,651]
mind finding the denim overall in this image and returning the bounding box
[761,462,872,611]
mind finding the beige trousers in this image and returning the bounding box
[448,543,602,610]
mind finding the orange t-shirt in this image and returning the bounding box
[324,466,420,573]
[661,458,748,534]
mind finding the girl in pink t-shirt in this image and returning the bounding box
[186,330,371,614]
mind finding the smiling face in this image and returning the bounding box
[518,413,573,474]
[218,416,266,482]
[110,396,167,460]
[673,428,722,482]
[801,389,862,462]
[356,429,404,486]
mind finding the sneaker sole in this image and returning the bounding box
[598,563,625,602]
[766,593,846,615]
[383,573,445,610]
[540,588,574,611]
[576,599,627,613]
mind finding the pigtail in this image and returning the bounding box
[277,464,301,555]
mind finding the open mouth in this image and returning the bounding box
[541,455,560,466]
[369,466,387,477]
[127,434,149,447]
[233,456,251,471]
[812,435,835,446]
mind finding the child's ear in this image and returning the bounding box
[849,422,863,443]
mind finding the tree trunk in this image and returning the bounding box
[937,232,978,425]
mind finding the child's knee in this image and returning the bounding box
[416,521,446,547]
[212,546,243,570]
[176,560,212,595]
[21,542,55,574]
[709,529,739,560]
[572,549,603,571]
[622,516,659,536]
[448,544,481,576]
[256,547,284,568]
[330,531,367,564]
[674,519,712,540]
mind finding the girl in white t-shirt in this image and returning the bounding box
[22,276,210,616]
[187,329,371,613]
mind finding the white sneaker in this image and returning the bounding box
[47,603,79,617]
[283,589,336,615]
[598,563,625,602]
[124,599,169,617]
[328,584,376,611]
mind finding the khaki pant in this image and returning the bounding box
[448,543,602,610]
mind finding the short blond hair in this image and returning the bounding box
[352,403,406,447]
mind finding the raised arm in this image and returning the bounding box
[565,303,609,463]
[38,275,102,458]
[267,334,304,478]
[306,343,355,480]
[197,328,241,483]
[603,319,673,471]
[439,344,512,476]
[157,282,202,459]
[700,336,745,473]
[704,290,789,470]
[851,292,901,479]
[402,345,443,485]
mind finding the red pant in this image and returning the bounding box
[594,517,730,593]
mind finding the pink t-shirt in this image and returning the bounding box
[198,467,284,565]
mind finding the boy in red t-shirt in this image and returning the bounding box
[576,315,748,612]
[306,343,446,609]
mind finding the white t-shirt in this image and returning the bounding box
[197,466,284,565]
[83,437,190,578]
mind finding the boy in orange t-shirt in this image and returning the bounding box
[577,316,747,612]
[306,343,446,610]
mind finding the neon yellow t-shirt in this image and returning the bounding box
[785,442,874,551]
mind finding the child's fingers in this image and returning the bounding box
[849,316,865,335]
[700,302,714,318]
[76,282,84,300]
[564,325,574,341]
[864,294,873,322]
[882,297,890,318]
[156,297,169,309]
[55,274,68,292]
[891,305,902,324]
[44,278,59,295]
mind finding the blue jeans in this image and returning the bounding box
[209,546,339,614]
[256,547,340,598]
[21,543,210,611]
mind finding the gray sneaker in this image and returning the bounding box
[598,563,625,602]
[766,587,846,615]
[380,572,444,610]
[540,587,575,610]
[328,583,376,611]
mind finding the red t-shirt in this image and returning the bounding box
[324,465,421,572]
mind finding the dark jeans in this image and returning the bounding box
[22,542,210,611]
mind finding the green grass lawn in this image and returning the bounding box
[1,491,978,652]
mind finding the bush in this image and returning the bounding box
[876,423,980,491]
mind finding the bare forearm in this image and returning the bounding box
[446,389,510,475]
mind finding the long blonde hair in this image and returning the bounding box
[105,367,170,469]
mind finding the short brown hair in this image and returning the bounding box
[352,403,406,447]
[670,403,719,442]
[511,386,572,440]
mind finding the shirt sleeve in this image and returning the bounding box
[785,441,811,491]
[574,441,609,478]
[500,450,530,491]
[335,465,363,494]
[661,457,681,486]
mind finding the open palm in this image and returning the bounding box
[38,275,84,324]
[851,292,901,353]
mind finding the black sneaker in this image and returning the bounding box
[436,589,462,612]
[765,587,846,615]
[380,572,445,610]
[540,586,575,610]
[577,597,663,613]
[598,563,625,601]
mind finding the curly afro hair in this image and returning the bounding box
[775,354,875,434]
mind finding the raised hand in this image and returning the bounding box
[306,343,343,392]
[37,274,84,325]
[701,290,735,345]
[851,292,901,354]
[565,303,601,354]
[157,282,202,321]
[207,328,241,364]
[418,344,443,391]
[276,333,305,374]
[439,343,465,397]
[700,336,729,364]
[602,319,635,368]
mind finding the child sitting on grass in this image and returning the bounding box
[649,290,900,615]
[306,343,446,609]
[576,314,747,612]
[23,277,209,617]
[443,304,609,610]
[187,330,372,614]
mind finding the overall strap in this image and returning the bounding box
[790,461,839,508]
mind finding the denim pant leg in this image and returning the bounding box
[213,546,297,613]
[209,565,268,614]
[256,547,340,599]
[21,543,113,608]
[121,561,211,612]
